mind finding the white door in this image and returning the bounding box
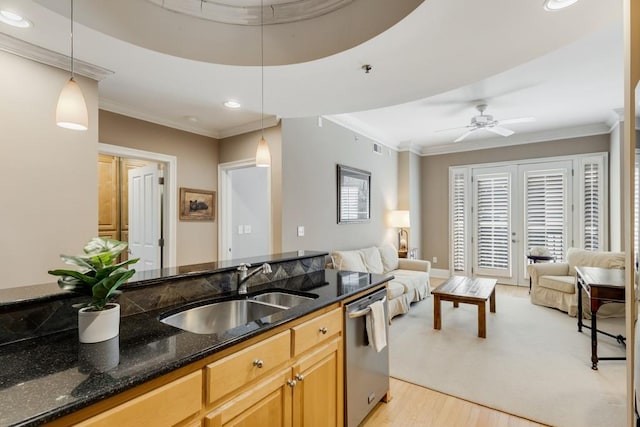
[128,164,161,271]
[472,166,516,281]
[471,162,572,285]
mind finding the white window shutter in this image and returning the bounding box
[525,169,567,262]
[475,173,510,270]
[451,169,467,273]
[578,156,605,251]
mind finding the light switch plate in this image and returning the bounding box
[238,225,244,235]
[297,226,305,237]
[244,225,252,234]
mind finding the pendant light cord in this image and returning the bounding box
[260,0,264,139]
[70,0,74,79]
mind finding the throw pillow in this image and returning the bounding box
[361,247,384,274]
[331,250,367,272]
[377,244,399,273]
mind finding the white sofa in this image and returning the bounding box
[528,247,625,317]
[330,245,431,320]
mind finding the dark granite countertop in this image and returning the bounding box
[0,269,391,427]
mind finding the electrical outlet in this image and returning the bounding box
[432,256,438,264]
[244,225,252,234]
[297,226,305,237]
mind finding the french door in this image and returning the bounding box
[466,161,573,285]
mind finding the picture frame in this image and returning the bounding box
[179,187,216,221]
[337,164,371,224]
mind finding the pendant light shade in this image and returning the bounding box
[56,77,88,130]
[56,0,87,131]
[256,136,271,167]
[255,0,271,167]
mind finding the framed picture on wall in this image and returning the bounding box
[180,187,216,221]
[337,164,371,224]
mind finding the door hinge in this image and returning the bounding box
[158,238,165,247]
[158,177,165,185]
[571,169,574,177]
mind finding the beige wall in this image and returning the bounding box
[99,110,219,265]
[421,134,611,270]
[281,117,398,253]
[397,151,422,257]
[219,125,283,253]
[0,51,99,289]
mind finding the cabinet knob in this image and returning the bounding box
[253,359,264,368]
[319,327,328,335]
[295,373,305,382]
[287,379,297,388]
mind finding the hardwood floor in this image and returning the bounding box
[362,378,546,427]
[362,280,545,427]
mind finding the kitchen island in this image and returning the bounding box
[0,253,391,426]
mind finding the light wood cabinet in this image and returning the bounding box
[98,154,119,239]
[75,371,202,427]
[292,338,342,427]
[205,308,343,427]
[56,306,344,427]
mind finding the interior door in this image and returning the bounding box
[128,164,161,271]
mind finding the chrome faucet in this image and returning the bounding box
[237,263,272,294]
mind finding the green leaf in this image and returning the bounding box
[91,269,136,309]
[60,255,97,271]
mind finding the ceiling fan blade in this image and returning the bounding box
[434,125,472,133]
[454,129,477,142]
[498,117,536,125]
[486,126,514,137]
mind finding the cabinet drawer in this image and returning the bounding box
[292,308,342,356]
[75,371,202,427]
[206,330,291,404]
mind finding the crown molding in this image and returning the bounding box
[0,32,113,81]
[99,98,220,138]
[419,123,610,156]
[217,116,280,139]
[322,115,399,152]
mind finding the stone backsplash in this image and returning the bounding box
[0,254,326,346]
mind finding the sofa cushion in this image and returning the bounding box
[361,247,384,274]
[378,244,399,273]
[566,247,625,276]
[391,269,429,301]
[387,281,405,300]
[538,275,576,294]
[331,250,367,272]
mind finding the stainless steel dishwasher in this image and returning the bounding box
[344,287,389,427]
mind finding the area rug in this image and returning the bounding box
[388,291,626,427]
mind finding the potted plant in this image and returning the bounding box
[48,237,139,343]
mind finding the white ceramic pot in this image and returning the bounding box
[78,303,120,343]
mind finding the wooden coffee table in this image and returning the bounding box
[432,276,497,338]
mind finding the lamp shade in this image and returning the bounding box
[256,136,271,167]
[388,210,410,228]
[56,77,88,130]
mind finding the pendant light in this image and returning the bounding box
[56,0,88,131]
[255,0,271,167]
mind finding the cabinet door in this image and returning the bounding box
[292,338,343,427]
[98,154,119,237]
[205,368,293,427]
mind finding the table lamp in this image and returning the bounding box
[388,210,410,257]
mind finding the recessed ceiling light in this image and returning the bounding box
[543,0,579,11]
[0,10,32,28]
[223,100,241,109]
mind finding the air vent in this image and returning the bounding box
[373,143,383,155]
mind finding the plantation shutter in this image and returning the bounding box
[525,169,566,262]
[475,173,510,272]
[340,186,360,220]
[451,169,467,273]
[579,157,605,252]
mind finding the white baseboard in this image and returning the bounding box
[431,268,450,278]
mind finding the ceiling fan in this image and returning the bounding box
[437,104,536,142]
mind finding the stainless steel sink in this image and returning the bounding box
[250,292,315,308]
[160,299,284,335]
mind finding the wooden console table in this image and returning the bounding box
[575,266,626,370]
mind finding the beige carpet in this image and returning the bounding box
[388,290,626,427]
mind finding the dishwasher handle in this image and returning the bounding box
[347,296,386,319]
